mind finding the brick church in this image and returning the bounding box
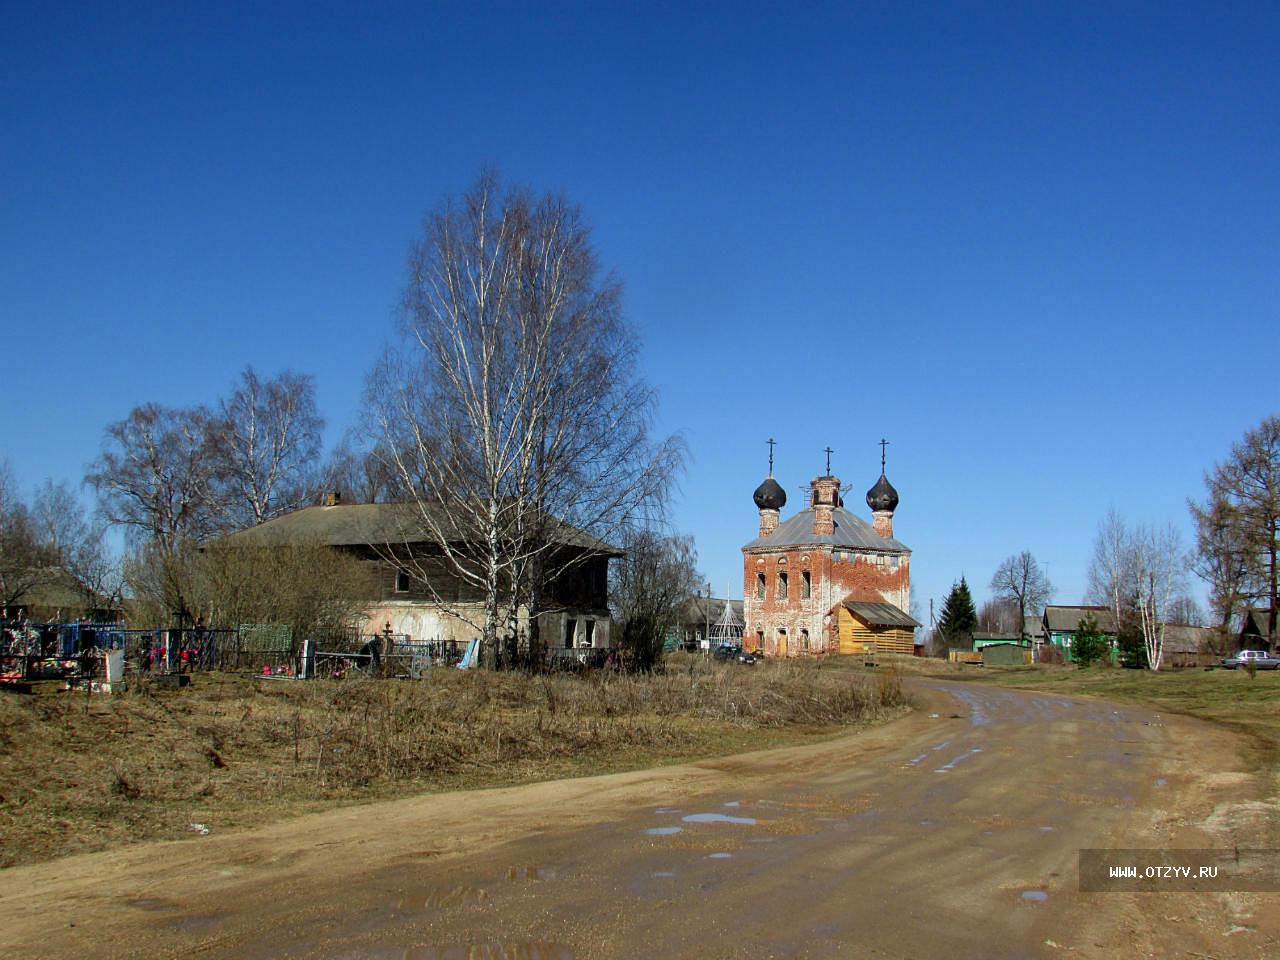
[743,444,918,657]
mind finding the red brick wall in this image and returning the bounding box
[743,546,909,656]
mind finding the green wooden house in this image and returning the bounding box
[1043,605,1117,663]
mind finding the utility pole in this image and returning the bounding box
[705,583,712,652]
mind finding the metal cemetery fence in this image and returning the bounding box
[309,630,440,679]
[2,618,485,685]
[1,620,129,684]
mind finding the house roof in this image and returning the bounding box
[743,506,908,553]
[1023,615,1046,639]
[681,596,744,624]
[1043,605,1117,634]
[1161,624,1217,654]
[1242,608,1273,635]
[5,566,117,616]
[218,501,623,556]
[843,601,920,629]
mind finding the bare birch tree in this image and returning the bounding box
[367,172,682,667]
[1086,508,1131,630]
[1131,523,1186,671]
[989,550,1054,638]
[1086,511,1187,671]
[207,367,324,528]
[86,403,220,554]
[30,479,120,607]
[86,403,220,622]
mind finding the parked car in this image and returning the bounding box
[712,644,756,665]
[1219,649,1280,670]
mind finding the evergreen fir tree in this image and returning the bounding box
[1073,614,1111,667]
[938,576,979,648]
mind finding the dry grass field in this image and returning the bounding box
[0,656,908,867]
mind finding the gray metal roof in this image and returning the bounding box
[218,501,622,555]
[843,601,920,628]
[1161,624,1216,654]
[679,596,744,623]
[742,506,908,552]
[1043,605,1117,634]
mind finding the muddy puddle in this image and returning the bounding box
[682,812,756,825]
[171,913,228,931]
[400,885,489,911]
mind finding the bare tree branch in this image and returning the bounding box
[366,172,683,666]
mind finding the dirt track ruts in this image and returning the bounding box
[1,679,1276,959]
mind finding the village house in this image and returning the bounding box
[1239,607,1277,653]
[1042,605,1117,660]
[666,594,745,651]
[220,494,619,652]
[1,566,120,624]
[742,447,917,657]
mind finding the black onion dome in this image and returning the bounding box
[753,477,787,510]
[866,473,899,513]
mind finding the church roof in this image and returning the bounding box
[742,506,909,553]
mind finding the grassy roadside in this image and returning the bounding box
[0,656,908,868]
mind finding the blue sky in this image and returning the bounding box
[2,2,1276,620]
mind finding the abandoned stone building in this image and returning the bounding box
[743,450,917,657]
[220,497,618,651]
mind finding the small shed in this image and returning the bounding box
[981,642,1032,667]
[838,601,920,656]
[972,632,1023,650]
[1161,624,1219,667]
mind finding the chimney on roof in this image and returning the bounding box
[325,490,342,507]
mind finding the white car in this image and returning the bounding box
[1220,649,1280,670]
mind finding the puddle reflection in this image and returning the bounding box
[682,813,756,825]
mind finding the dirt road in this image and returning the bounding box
[2,680,1276,959]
